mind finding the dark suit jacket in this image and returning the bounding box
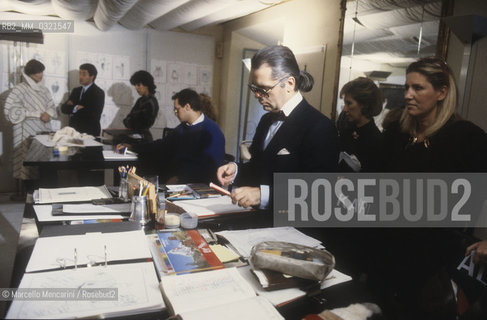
[61,83,105,136]
[236,98,339,203]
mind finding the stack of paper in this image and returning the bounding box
[35,186,112,204]
[6,262,164,319]
[26,230,151,272]
[102,150,137,160]
[167,196,252,218]
[215,227,323,258]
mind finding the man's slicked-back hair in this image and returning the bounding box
[79,63,98,81]
[172,88,201,111]
[251,45,314,92]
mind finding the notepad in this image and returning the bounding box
[26,230,152,272]
[209,244,240,263]
[36,186,112,204]
[159,267,283,320]
[6,262,165,319]
[102,150,138,160]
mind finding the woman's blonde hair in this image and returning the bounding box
[400,56,457,137]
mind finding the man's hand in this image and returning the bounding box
[115,143,131,153]
[466,240,487,264]
[66,100,73,106]
[76,105,85,111]
[231,187,261,208]
[217,163,237,187]
[40,112,51,123]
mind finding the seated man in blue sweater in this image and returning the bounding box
[117,88,225,184]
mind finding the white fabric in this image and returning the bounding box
[119,0,190,30]
[51,0,96,20]
[4,73,57,179]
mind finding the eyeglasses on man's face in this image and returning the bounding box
[248,75,290,97]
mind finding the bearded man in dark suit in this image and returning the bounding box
[217,45,339,210]
[61,63,105,136]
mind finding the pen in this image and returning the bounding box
[209,182,231,196]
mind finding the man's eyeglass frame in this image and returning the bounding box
[248,75,290,97]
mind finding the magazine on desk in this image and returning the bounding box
[148,229,224,277]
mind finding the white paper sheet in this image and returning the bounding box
[62,203,131,214]
[172,196,252,217]
[34,205,125,222]
[6,262,164,319]
[37,186,112,204]
[238,265,352,306]
[102,150,138,160]
[215,227,323,258]
[26,230,151,272]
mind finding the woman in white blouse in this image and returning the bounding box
[4,59,57,181]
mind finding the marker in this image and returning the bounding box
[209,182,231,196]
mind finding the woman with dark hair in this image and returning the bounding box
[338,77,385,172]
[4,59,57,187]
[122,70,159,141]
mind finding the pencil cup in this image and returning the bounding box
[130,195,149,226]
[118,178,128,200]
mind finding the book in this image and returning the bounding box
[6,262,165,319]
[148,230,224,276]
[159,267,283,320]
[251,268,318,291]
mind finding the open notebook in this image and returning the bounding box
[6,262,164,319]
[159,267,283,320]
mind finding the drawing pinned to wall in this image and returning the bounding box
[27,46,46,65]
[167,62,182,84]
[182,63,197,85]
[113,55,130,80]
[198,66,212,85]
[96,54,113,80]
[154,82,165,104]
[166,83,183,106]
[44,76,68,105]
[44,50,66,77]
[151,59,166,84]
[77,51,96,67]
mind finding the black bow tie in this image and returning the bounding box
[270,111,287,122]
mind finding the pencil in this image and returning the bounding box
[209,182,231,196]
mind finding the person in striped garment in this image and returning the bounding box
[4,59,57,186]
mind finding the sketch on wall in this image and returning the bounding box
[167,62,182,84]
[113,55,130,80]
[151,59,166,84]
[182,63,197,85]
[96,54,113,80]
[44,76,68,105]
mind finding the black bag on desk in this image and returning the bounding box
[249,241,335,281]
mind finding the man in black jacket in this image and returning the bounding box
[217,45,339,210]
[61,63,105,136]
